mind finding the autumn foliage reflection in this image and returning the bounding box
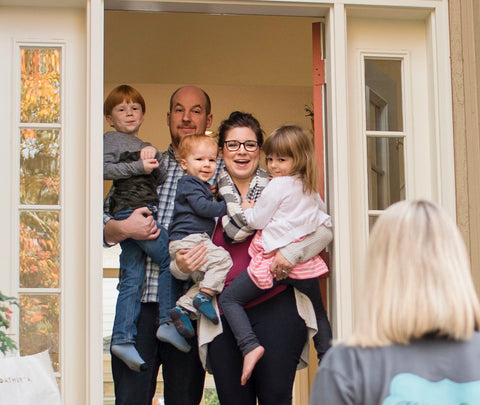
[19,211,60,289]
[18,47,61,369]
[20,48,60,123]
[20,295,59,371]
[20,129,60,205]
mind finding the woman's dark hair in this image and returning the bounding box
[217,111,264,147]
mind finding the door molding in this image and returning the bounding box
[86,1,105,404]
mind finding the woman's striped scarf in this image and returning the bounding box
[217,167,269,243]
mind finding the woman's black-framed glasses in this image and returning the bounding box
[223,140,259,152]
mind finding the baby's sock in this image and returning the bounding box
[111,343,147,372]
[170,306,195,338]
[156,322,191,352]
[193,292,219,324]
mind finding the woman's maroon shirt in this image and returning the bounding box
[212,223,286,310]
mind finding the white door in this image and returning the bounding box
[0,6,90,404]
[345,15,455,320]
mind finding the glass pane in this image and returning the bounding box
[20,129,60,205]
[19,211,60,288]
[19,294,60,371]
[365,59,403,131]
[367,137,405,210]
[20,48,61,123]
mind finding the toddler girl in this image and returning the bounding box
[219,124,333,385]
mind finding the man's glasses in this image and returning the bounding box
[223,140,259,152]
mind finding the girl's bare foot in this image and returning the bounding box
[241,346,265,385]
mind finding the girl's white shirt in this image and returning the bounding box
[243,175,331,252]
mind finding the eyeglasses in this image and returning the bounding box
[223,140,259,152]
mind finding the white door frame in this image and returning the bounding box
[93,1,455,402]
[86,1,105,404]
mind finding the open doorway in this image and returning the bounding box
[103,8,324,404]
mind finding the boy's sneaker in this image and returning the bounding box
[170,306,195,338]
[193,292,219,324]
[156,322,191,353]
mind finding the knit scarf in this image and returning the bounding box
[217,167,269,243]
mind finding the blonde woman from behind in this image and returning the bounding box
[309,200,480,405]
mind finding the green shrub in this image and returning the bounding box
[203,388,219,405]
[0,291,18,355]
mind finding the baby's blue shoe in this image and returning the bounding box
[193,292,219,324]
[170,306,195,338]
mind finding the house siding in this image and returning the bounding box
[449,0,480,293]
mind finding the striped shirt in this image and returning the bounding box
[247,231,329,289]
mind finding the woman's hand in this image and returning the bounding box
[268,250,294,280]
[175,243,208,274]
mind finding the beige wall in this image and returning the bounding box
[104,82,312,195]
[103,82,312,197]
[103,82,313,149]
[104,11,316,87]
[104,11,317,190]
[449,0,480,294]
[104,10,319,203]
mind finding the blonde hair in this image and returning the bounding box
[263,125,318,194]
[177,134,218,160]
[350,200,480,347]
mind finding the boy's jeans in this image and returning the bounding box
[111,206,179,345]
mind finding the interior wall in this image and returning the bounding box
[103,82,313,150]
[104,11,318,195]
[104,11,316,87]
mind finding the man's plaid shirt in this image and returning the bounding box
[104,144,223,302]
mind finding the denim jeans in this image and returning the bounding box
[111,303,205,405]
[112,207,178,344]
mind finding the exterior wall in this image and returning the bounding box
[449,0,480,294]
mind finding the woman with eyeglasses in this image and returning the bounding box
[219,124,332,387]
[173,111,332,405]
